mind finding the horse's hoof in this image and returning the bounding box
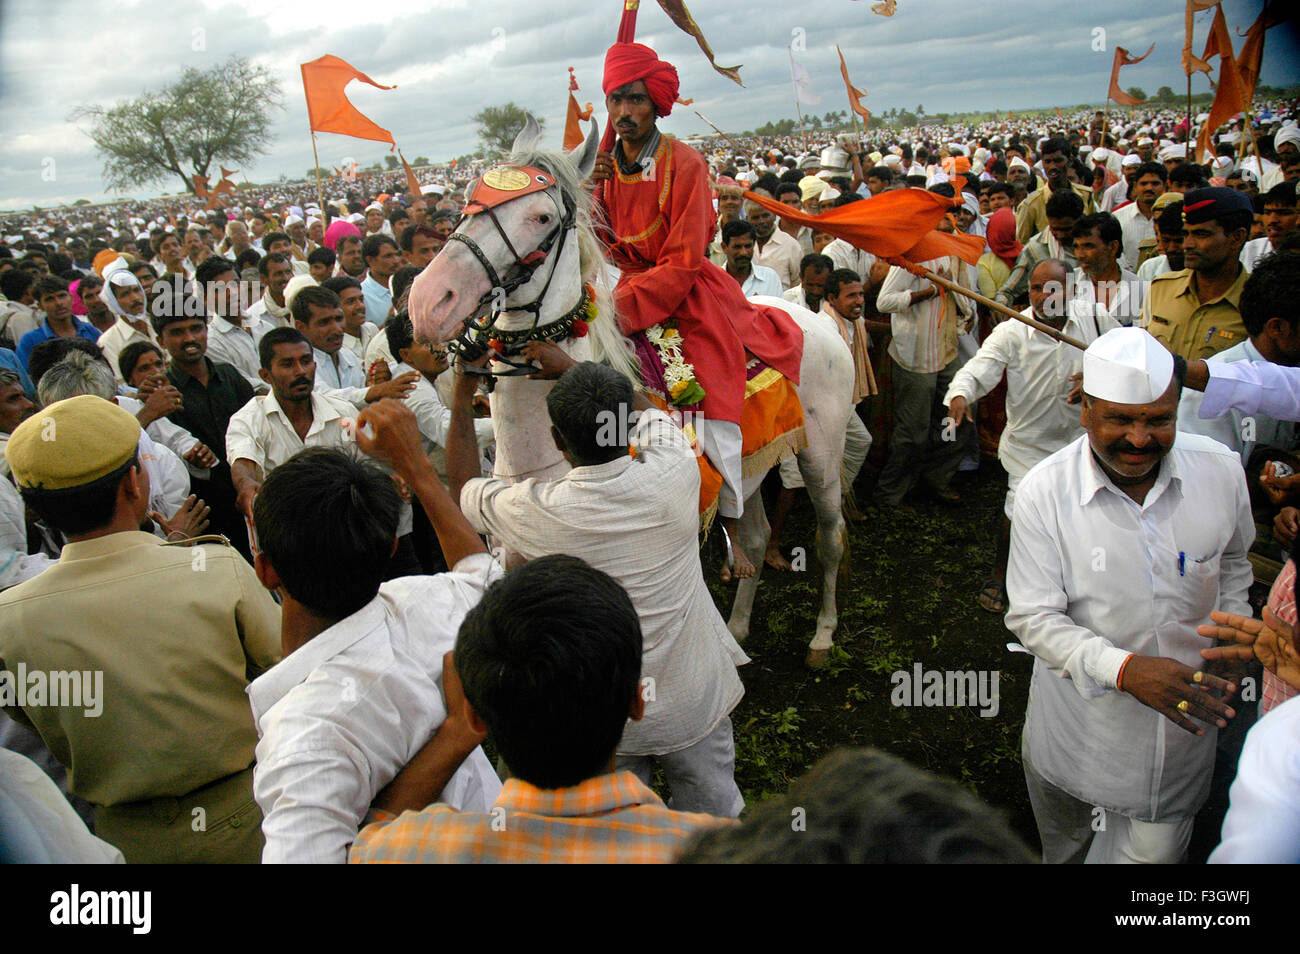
[805,647,831,669]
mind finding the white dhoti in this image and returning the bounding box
[695,418,744,519]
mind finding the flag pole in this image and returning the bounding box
[309,130,327,226]
[1186,74,1193,149]
[693,111,741,158]
[920,267,1086,350]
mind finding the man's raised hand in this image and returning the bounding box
[354,399,427,478]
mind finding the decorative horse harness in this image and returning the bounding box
[446,164,590,383]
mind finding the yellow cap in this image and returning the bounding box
[6,395,141,491]
[1152,191,1183,212]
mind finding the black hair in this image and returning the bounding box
[1,268,35,301]
[677,747,1034,864]
[290,285,341,326]
[824,268,863,301]
[866,166,893,184]
[1169,162,1208,188]
[384,310,415,358]
[799,253,833,276]
[263,231,291,249]
[1071,212,1123,247]
[1040,137,1073,159]
[362,234,398,262]
[545,361,634,466]
[118,340,165,381]
[1261,182,1298,208]
[307,246,337,269]
[235,248,262,273]
[27,337,104,386]
[454,554,643,789]
[773,181,802,203]
[721,219,756,244]
[1241,252,1300,339]
[254,447,401,620]
[1044,190,1085,220]
[390,266,421,305]
[258,326,312,370]
[22,451,141,536]
[258,251,292,278]
[195,255,236,287]
[321,275,362,297]
[388,208,410,226]
[1133,161,1167,183]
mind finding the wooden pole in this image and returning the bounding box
[309,131,327,226]
[1186,73,1193,148]
[920,266,1087,350]
[693,110,742,158]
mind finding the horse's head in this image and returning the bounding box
[409,113,601,345]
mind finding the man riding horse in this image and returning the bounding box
[588,35,804,580]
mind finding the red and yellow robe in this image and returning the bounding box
[596,136,802,425]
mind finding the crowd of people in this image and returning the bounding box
[1,30,1298,864]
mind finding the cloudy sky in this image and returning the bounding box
[1,0,1295,210]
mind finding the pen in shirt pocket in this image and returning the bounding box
[1178,551,1185,576]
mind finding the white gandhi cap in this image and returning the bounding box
[1082,327,1174,405]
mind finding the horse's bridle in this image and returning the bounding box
[445,164,580,380]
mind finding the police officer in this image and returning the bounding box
[0,396,281,863]
[1144,187,1254,360]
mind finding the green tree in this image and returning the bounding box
[1126,87,1148,102]
[473,103,543,156]
[1155,85,1175,102]
[412,156,430,166]
[383,155,399,170]
[70,55,283,195]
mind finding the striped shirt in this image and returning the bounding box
[1263,560,1298,716]
[348,771,731,864]
[877,256,975,374]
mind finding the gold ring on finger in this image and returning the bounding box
[1192,671,1204,684]
[1177,700,1190,713]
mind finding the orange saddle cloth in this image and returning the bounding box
[647,362,806,518]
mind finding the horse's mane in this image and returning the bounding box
[507,143,641,384]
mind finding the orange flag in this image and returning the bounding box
[1236,4,1281,105]
[399,150,422,198]
[191,174,210,199]
[1183,0,1219,77]
[653,0,743,86]
[564,67,594,150]
[836,46,870,123]
[742,188,985,266]
[1107,44,1154,106]
[301,54,396,148]
[1195,13,1245,162]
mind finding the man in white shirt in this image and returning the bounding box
[782,253,833,313]
[1007,327,1252,864]
[874,207,977,508]
[196,256,275,394]
[246,441,501,863]
[246,253,294,327]
[720,220,783,298]
[1240,183,1296,272]
[226,327,361,524]
[290,286,417,410]
[448,354,748,817]
[1112,162,1166,271]
[321,276,378,367]
[1098,154,1139,213]
[746,197,801,290]
[95,269,158,384]
[946,260,1117,613]
[1069,213,1145,328]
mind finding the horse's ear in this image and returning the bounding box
[572,118,600,181]
[511,113,543,156]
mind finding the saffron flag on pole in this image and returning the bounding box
[836,46,870,123]
[1107,44,1155,106]
[301,54,396,148]
[653,0,743,86]
[564,67,594,151]
[1195,8,1246,162]
[398,150,422,198]
[1235,3,1280,104]
[1182,0,1219,77]
[742,187,985,267]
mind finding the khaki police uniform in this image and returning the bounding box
[1,397,281,863]
[1143,266,1249,360]
[1015,180,1096,245]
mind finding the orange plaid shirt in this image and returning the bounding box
[348,770,732,864]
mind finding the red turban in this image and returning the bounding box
[602,42,680,118]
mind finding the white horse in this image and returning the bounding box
[409,116,856,666]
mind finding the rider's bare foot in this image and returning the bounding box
[721,547,757,582]
[765,543,793,571]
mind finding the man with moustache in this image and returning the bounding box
[1112,162,1167,271]
[747,197,801,290]
[1015,138,1096,244]
[587,27,803,581]
[1007,327,1252,863]
[1240,183,1297,272]
[1137,199,1186,283]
